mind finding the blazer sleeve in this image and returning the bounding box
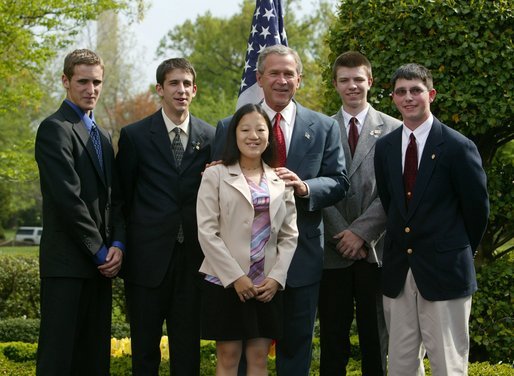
[197,166,246,287]
[211,118,230,161]
[374,138,391,214]
[116,127,139,219]
[301,116,349,211]
[266,186,298,289]
[348,196,387,245]
[451,138,489,252]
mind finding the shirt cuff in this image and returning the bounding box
[299,181,311,198]
[111,241,125,253]
[94,245,108,265]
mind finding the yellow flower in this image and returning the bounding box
[160,336,169,360]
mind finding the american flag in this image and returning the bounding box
[236,0,288,109]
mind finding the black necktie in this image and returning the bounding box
[404,133,418,205]
[348,117,359,157]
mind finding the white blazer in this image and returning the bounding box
[197,162,298,289]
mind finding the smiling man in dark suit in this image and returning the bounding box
[374,63,489,375]
[116,58,215,375]
[212,45,349,376]
[35,48,125,375]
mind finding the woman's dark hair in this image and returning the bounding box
[221,103,278,167]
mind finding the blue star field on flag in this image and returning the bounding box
[236,0,288,109]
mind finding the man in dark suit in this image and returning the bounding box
[116,58,215,375]
[35,49,125,375]
[213,45,349,376]
[374,63,489,375]
[319,51,400,376]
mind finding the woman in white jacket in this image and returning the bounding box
[197,103,298,376]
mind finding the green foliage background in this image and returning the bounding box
[325,0,514,261]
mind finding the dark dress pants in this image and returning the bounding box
[36,276,112,376]
[125,242,201,376]
[318,261,385,376]
[276,282,320,376]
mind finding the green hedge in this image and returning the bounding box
[0,255,127,323]
[1,342,513,376]
[470,256,514,363]
[0,256,39,318]
[0,254,513,364]
[0,318,39,343]
[0,318,130,343]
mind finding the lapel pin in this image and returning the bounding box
[431,154,436,160]
[370,129,382,138]
[305,132,310,139]
[192,140,201,151]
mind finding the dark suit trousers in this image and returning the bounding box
[36,276,112,376]
[276,282,320,376]
[125,242,201,376]
[318,261,385,376]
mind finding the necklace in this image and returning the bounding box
[240,165,261,171]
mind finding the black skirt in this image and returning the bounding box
[201,280,284,341]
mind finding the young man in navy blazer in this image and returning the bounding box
[116,58,215,375]
[374,63,489,375]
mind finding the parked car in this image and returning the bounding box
[15,226,43,245]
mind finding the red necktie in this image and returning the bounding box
[404,133,418,205]
[348,117,359,157]
[273,112,286,167]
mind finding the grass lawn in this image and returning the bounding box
[0,245,38,256]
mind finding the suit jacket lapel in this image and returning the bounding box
[406,119,443,219]
[264,164,284,220]
[224,164,252,206]
[180,116,209,171]
[334,110,353,171]
[64,103,107,186]
[98,126,112,186]
[286,103,314,172]
[349,107,382,177]
[149,111,176,169]
[386,128,407,218]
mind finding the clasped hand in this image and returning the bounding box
[234,275,279,303]
[334,230,367,260]
[98,246,123,278]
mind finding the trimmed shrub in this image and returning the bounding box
[0,318,39,343]
[470,257,514,363]
[0,254,128,324]
[0,256,40,318]
[2,342,37,362]
[111,321,130,339]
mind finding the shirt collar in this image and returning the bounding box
[342,104,369,128]
[402,113,433,141]
[161,108,190,135]
[64,99,95,131]
[261,100,296,127]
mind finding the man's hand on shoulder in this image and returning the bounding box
[274,167,308,196]
[202,160,222,175]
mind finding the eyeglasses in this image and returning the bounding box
[392,87,428,97]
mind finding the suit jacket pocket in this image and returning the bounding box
[435,239,475,291]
